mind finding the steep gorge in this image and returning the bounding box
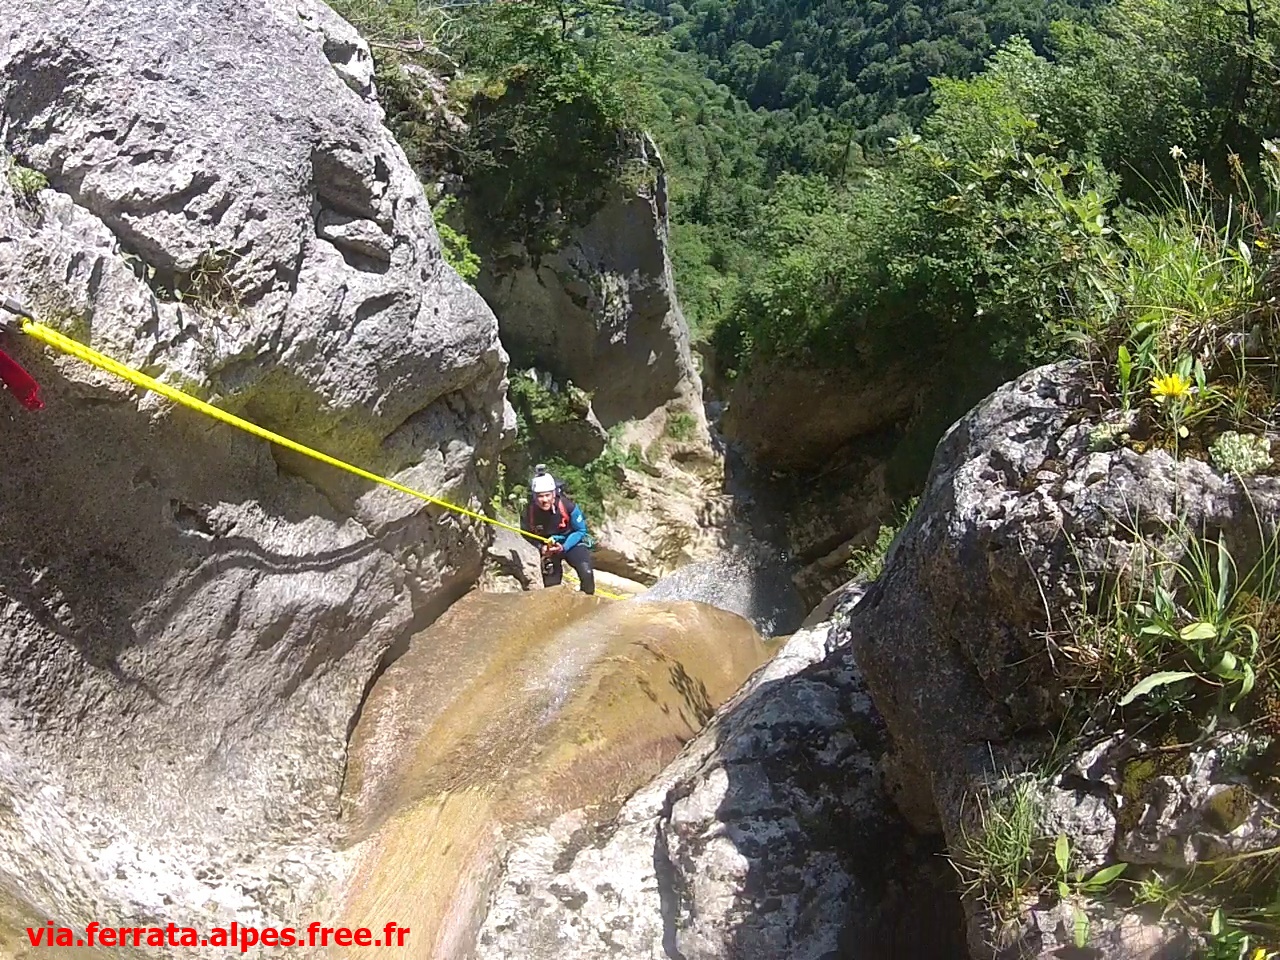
[7,1,1267,958]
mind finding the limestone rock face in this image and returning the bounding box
[467,134,727,585]
[507,369,610,468]
[840,361,1280,957]
[480,527,545,593]
[475,135,703,431]
[589,437,734,583]
[0,0,506,936]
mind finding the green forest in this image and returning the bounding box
[634,0,1102,139]
[636,0,1280,366]
[335,0,1280,491]
[619,0,1280,502]
[334,0,1280,474]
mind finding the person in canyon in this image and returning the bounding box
[520,465,596,595]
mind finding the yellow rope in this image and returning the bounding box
[19,319,627,601]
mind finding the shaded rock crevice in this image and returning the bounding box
[654,787,690,960]
[708,333,1018,608]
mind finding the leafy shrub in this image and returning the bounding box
[845,497,919,582]
[430,193,480,281]
[450,0,656,249]
[665,411,696,441]
[7,161,47,207]
[508,371,592,425]
[1210,432,1274,477]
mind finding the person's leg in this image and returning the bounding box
[541,553,564,588]
[563,545,595,595]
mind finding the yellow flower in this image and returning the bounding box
[1150,373,1192,400]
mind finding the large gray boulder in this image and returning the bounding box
[0,0,506,937]
[842,361,1279,957]
[473,584,965,959]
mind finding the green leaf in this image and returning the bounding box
[1180,621,1218,642]
[1238,661,1256,702]
[1055,834,1070,873]
[1217,535,1232,610]
[1057,880,1071,899]
[1241,624,1260,657]
[1212,650,1239,676]
[1081,862,1128,890]
[1119,671,1199,706]
[1210,907,1224,936]
[1073,905,1089,948]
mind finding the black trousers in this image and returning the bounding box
[542,544,595,594]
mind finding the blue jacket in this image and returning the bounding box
[522,493,590,552]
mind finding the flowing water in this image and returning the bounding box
[0,483,797,960]
[333,588,772,959]
[635,549,806,637]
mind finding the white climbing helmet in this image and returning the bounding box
[531,468,556,494]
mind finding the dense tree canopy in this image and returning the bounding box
[636,0,1280,350]
[631,0,1102,141]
